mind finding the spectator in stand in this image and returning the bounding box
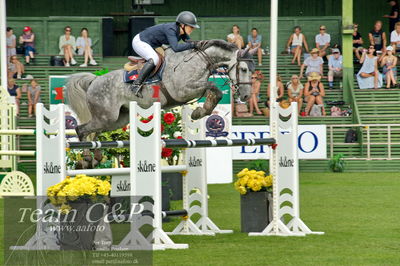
[6,27,16,63]
[381,46,398,88]
[247,28,263,66]
[383,0,399,33]
[19,26,35,65]
[266,75,284,108]
[286,74,303,114]
[76,28,98,67]
[27,79,41,118]
[286,26,309,66]
[357,46,383,89]
[227,25,244,49]
[7,79,21,116]
[299,48,323,80]
[249,70,264,115]
[304,72,326,116]
[7,55,25,79]
[315,25,330,57]
[353,23,364,61]
[59,26,77,67]
[327,48,343,89]
[369,21,387,59]
[390,21,400,54]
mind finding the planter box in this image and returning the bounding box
[240,191,272,233]
[59,201,105,250]
[162,172,183,200]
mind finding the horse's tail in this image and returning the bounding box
[66,73,97,124]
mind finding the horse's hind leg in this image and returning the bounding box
[191,82,223,120]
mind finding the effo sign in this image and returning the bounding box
[231,125,326,159]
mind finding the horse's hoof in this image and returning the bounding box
[191,107,204,120]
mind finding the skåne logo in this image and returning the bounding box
[137,160,156,172]
[43,162,61,174]
[188,156,202,167]
[279,156,294,167]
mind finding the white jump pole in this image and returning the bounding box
[249,0,324,237]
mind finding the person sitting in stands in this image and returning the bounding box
[299,48,323,80]
[357,46,383,89]
[227,24,244,49]
[76,28,97,67]
[303,72,326,116]
[247,28,263,66]
[327,48,343,89]
[369,20,387,60]
[286,75,303,114]
[381,46,398,88]
[390,21,400,54]
[27,79,41,118]
[315,25,330,57]
[266,75,284,108]
[249,70,264,115]
[59,26,77,67]
[6,27,16,63]
[7,78,21,117]
[19,26,35,64]
[8,55,25,79]
[286,26,309,66]
[353,24,364,61]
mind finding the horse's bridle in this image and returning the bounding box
[195,43,252,95]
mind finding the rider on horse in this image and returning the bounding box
[131,11,200,96]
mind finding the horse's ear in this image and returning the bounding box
[239,47,250,58]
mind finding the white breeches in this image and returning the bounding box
[132,34,159,65]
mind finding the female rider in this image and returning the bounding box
[131,11,200,96]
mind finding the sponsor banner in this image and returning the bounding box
[49,75,68,104]
[231,125,327,159]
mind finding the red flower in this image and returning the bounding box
[161,124,165,132]
[161,148,173,158]
[122,126,128,132]
[141,115,153,124]
[177,136,183,139]
[163,113,175,125]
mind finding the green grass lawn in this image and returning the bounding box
[2,172,400,265]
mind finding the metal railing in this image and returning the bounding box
[328,124,400,160]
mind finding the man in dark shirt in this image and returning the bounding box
[384,0,399,32]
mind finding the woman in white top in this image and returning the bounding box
[286,26,309,66]
[227,25,244,49]
[59,26,76,67]
[76,28,97,67]
[286,75,304,113]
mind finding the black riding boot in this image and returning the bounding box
[131,59,156,97]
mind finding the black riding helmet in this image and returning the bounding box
[176,11,200,28]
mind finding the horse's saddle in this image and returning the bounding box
[123,49,165,84]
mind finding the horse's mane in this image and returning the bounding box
[201,39,238,52]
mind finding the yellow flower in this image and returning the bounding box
[238,186,247,195]
[237,168,249,178]
[180,170,188,176]
[60,203,72,214]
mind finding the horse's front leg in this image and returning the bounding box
[191,82,223,120]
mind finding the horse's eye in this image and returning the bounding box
[240,67,247,72]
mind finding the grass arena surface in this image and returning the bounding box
[0,172,399,265]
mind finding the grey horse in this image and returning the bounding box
[66,40,254,140]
